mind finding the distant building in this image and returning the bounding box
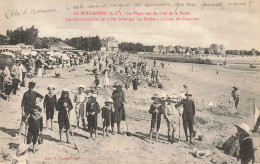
[166,45,175,53]
[48,41,75,51]
[101,37,119,52]
[153,45,166,53]
[209,44,225,54]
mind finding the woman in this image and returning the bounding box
[111,82,125,134]
[3,66,12,101]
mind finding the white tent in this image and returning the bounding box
[0,52,16,58]
[62,55,70,60]
[54,52,63,58]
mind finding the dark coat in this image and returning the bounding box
[56,97,73,122]
[239,136,255,161]
[111,89,125,122]
[175,99,195,119]
[149,103,164,121]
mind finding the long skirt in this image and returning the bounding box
[87,115,98,129]
[37,68,42,77]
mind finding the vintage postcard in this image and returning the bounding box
[0,0,259,163]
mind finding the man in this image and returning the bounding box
[11,60,22,95]
[175,92,195,144]
[232,87,240,109]
[18,82,44,141]
[153,60,156,67]
[111,82,125,134]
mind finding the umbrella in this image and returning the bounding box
[0,52,16,58]
[30,51,38,56]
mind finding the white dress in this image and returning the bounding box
[103,71,110,87]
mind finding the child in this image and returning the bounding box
[94,74,100,90]
[27,108,43,153]
[74,85,87,129]
[235,123,255,164]
[43,85,57,130]
[149,93,164,142]
[56,88,73,143]
[102,98,114,137]
[164,95,178,143]
[86,94,100,139]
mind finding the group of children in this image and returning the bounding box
[149,93,180,143]
[18,81,119,154]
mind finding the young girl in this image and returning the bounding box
[74,85,87,129]
[56,88,73,143]
[102,98,114,137]
[27,108,43,153]
[43,85,57,130]
[86,94,100,139]
[149,93,163,142]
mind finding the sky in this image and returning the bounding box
[0,0,260,50]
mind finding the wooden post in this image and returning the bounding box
[253,98,255,129]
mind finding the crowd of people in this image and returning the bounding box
[0,50,258,164]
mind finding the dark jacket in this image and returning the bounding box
[28,114,43,132]
[149,103,164,121]
[239,137,255,161]
[175,99,195,118]
[56,97,73,121]
[86,100,100,115]
[21,90,44,114]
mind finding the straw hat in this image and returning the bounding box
[105,98,113,103]
[62,88,69,92]
[166,95,174,101]
[235,123,251,136]
[172,94,179,99]
[47,85,55,90]
[161,93,167,100]
[16,143,30,155]
[185,92,192,96]
[91,94,98,98]
[78,85,85,90]
[151,93,160,100]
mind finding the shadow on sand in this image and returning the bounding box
[0,127,19,137]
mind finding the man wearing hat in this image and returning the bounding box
[165,95,178,142]
[19,82,43,139]
[235,123,255,164]
[232,86,240,109]
[10,60,22,95]
[74,85,87,129]
[175,92,196,144]
[111,82,125,134]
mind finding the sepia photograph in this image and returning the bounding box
[0,0,259,163]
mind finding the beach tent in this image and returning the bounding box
[0,52,16,58]
[62,55,70,60]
